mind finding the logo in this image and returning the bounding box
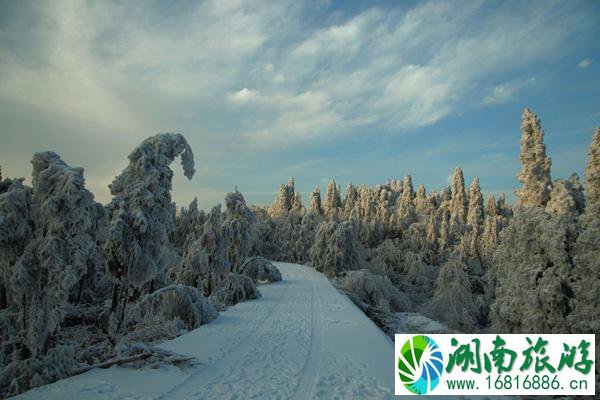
[397,335,444,395]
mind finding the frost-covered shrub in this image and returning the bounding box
[240,257,282,283]
[123,284,217,334]
[335,269,412,314]
[0,344,78,397]
[210,273,260,311]
[428,257,482,332]
[369,240,437,299]
[310,220,365,277]
[490,207,574,333]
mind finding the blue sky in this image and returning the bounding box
[0,0,599,208]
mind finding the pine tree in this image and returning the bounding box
[323,179,342,218]
[344,183,359,217]
[397,175,415,218]
[546,179,579,216]
[426,213,437,249]
[467,177,484,230]
[270,184,292,217]
[309,186,322,216]
[584,128,600,214]
[415,184,428,214]
[450,167,468,224]
[515,108,552,207]
[291,192,303,212]
[485,195,498,217]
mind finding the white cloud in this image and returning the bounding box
[227,88,259,105]
[483,78,536,106]
[578,58,591,69]
[0,0,592,151]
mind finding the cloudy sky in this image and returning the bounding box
[1,0,599,209]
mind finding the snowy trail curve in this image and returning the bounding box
[16,262,395,400]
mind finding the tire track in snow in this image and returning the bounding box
[290,264,324,400]
[154,269,294,400]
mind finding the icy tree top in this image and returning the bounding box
[105,133,195,287]
[515,108,552,207]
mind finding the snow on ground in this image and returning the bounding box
[15,262,395,400]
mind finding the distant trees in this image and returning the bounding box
[255,109,599,344]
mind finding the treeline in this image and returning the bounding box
[248,109,599,381]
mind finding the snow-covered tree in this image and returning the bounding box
[270,184,292,217]
[426,213,437,249]
[240,257,282,284]
[335,269,411,315]
[485,195,498,217]
[515,108,552,207]
[198,205,228,296]
[104,133,195,331]
[309,186,322,216]
[323,179,342,218]
[343,183,359,217]
[584,128,600,214]
[10,152,103,356]
[172,198,206,251]
[295,212,318,263]
[450,167,468,225]
[310,220,364,277]
[429,257,480,332]
[358,185,375,220]
[480,215,499,265]
[467,177,484,230]
[222,191,255,273]
[415,184,428,214]
[546,178,580,216]
[0,178,32,311]
[490,207,573,333]
[291,192,303,213]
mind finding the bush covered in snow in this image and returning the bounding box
[240,257,282,284]
[335,269,412,314]
[210,273,260,311]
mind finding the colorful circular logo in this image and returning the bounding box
[397,335,444,395]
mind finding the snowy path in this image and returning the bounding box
[16,262,395,400]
